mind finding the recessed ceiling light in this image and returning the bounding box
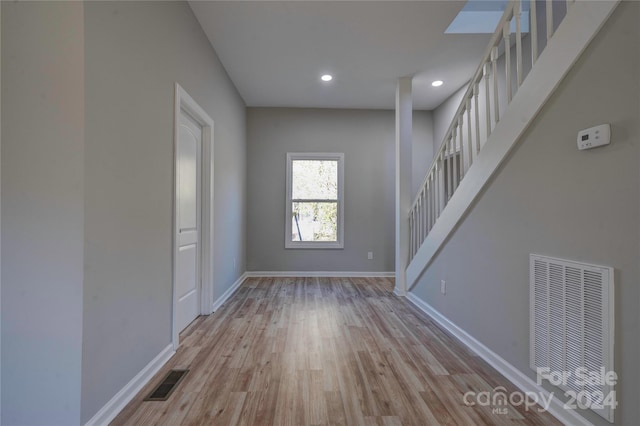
[432,80,444,87]
[321,74,333,82]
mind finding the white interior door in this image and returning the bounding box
[176,110,202,333]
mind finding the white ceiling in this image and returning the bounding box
[189,1,494,110]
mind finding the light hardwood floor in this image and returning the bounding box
[111,277,561,425]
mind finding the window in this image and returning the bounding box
[286,153,344,249]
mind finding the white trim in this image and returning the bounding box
[211,272,248,312]
[84,344,175,426]
[406,0,620,290]
[245,271,395,278]
[285,152,345,249]
[405,292,594,426]
[0,2,3,418]
[173,83,215,350]
[393,287,406,297]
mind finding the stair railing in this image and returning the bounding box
[409,0,573,261]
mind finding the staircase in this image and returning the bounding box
[405,0,620,290]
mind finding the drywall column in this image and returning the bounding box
[395,77,412,295]
[1,2,85,424]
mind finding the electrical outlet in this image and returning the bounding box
[367,251,373,260]
[441,280,446,295]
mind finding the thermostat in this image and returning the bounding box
[577,124,610,150]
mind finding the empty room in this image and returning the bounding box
[1,1,638,425]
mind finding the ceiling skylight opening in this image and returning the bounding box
[431,80,444,87]
[321,74,333,82]
[445,0,529,34]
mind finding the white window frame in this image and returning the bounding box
[285,152,344,249]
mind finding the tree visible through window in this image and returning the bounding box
[286,153,344,249]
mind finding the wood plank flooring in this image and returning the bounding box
[111,277,561,425]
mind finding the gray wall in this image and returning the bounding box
[433,83,467,151]
[247,108,395,272]
[81,1,246,422]
[412,111,435,197]
[411,2,639,425]
[1,2,85,424]
[1,1,246,423]
[247,108,433,272]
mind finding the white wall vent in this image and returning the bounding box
[530,254,615,423]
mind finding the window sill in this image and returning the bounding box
[285,241,344,249]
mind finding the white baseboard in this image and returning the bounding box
[85,344,175,426]
[393,287,406,297]
[212,272,248,312]
[245,271,395,278]
[405,292,593,426]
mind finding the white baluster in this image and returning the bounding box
[425,180,430,234]
[418,191,427,241]
[453,132,459,191]
[425,180,431,234]
[441,146,445,205]
[429,175,436,232]
[491,47,500,124]
[458,115,464,179]
[466,97,473,168]
[504,21,512,103]
[436,155,442,216]
[409,210,414,258]
[422,189,427,242]
[484,63,492,137]
[418,193,422,244]
[531,0,538,64]
[432,173,437,225]
[474,83,481,152]
[416,206,420,257]
[440,153,445,212]
[413,206,420,256]
[546,0,554,41]
[447,139,453,201]
[433,162,438,219]
[423,184,428,237]
[515,1,523,87]
[433,172,438,224]
[416,197,420,250]
[412,207,417,257]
